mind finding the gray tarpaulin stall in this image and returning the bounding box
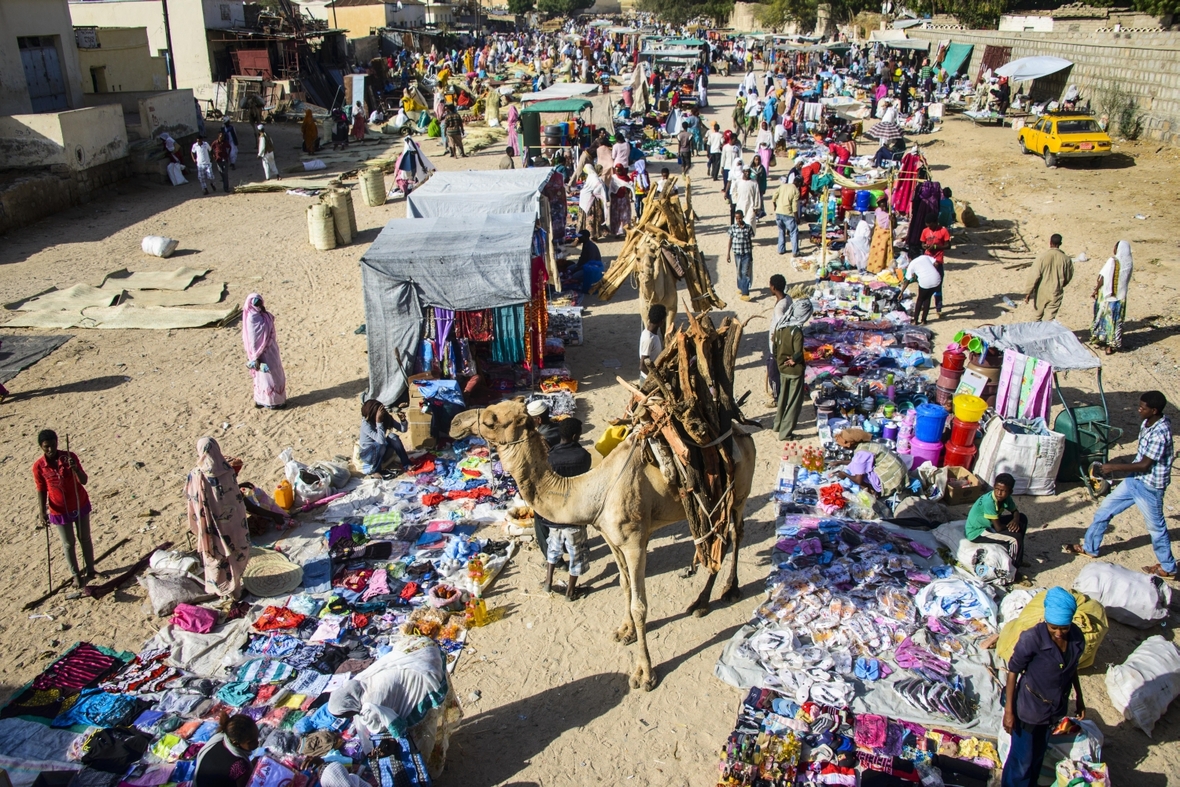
[361,212,537,404]
[405,167,562,286]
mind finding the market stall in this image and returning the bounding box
[361,212,551,406]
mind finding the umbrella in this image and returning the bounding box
[865,120,903,142]
[994,56,1073,82]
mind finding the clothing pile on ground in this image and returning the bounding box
[0,436,522,787]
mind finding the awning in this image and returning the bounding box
[639,48,702,58]
[518,82,599,103]
[994,56,1073,81]
[664,37,705,47]
[971,322,1100,371]
[406,168,555,220]
[520,98,592,114]
[941,42,973,75]
[880,39,931,51]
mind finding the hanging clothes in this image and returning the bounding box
[491,305,525,364]
[994,350,1053,420]
[906,179,942,249]
[891,153,921,217]
[455,310,493,341]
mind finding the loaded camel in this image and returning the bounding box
[450,399,756,691]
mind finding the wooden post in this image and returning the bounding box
[819,185,830,276]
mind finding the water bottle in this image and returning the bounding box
[1002,295,1016,309]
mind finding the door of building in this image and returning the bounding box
[19,36,69,112]
[91,66,109,93]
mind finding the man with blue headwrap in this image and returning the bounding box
[1001,587,1085,787]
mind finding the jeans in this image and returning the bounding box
[707,152,721,180]
[934,263,945,310]
[734,252,752,296]
[1001,718,1050,787]
[775,213,798,255]
[1083,476,1177,573]
[218,162,231,193]
[634,193,645,218]
[56,514,95,579]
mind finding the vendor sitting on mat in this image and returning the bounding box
[358,399,410,477]
[833,428,909,498]
[966,472,1028,571]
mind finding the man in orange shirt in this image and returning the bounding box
[920,215,951,317]
[33,429,95,587]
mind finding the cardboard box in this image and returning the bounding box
[406,408,434,450]
[944,466,988,506]
[407,373,433,402]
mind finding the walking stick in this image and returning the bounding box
[44,508,52,594]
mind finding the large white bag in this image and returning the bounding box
[932,519,1015,586]
[1106,635,1180,736]
[1072,561,1171,628]
[974,417,1065,496]
[142,235,180,258]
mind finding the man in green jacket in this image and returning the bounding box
[772,298,813,439]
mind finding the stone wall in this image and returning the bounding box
[0,156,131,234]
[907,28,1180,143]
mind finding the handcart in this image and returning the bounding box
[973,321,1121,498]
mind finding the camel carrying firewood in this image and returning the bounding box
[450,311,755,692]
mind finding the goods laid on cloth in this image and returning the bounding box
[0,435,526,787]
[1105,635,1180,736]
[714,517,1000,723]
[307,203,337,251]
[360,167,386,207]
[592,176,725,313]
[995,588,1108,669]
[0,334,72,384]
[141,236,180,259]
[240,547,303,597]
[624,310,746,571]
[1071,560,1172,628]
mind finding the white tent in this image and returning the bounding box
[995,56,1073,81]
[518,83,600,103]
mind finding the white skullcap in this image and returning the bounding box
[526,400,549,417]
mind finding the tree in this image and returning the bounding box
[909,0,1009,28]
[507,0,534,13]
[537,0,593,14]
[637,0,735,26]
[755,0,871,32]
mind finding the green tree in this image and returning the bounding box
[637,0,735,26]
[755,0,872,31]
[909,0,1009,28]
[507,0,534,12]
[537,0,594,13]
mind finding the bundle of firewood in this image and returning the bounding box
[593,176,725,311]
[619,310,744,572]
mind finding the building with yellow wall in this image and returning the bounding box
[76,26,169,93]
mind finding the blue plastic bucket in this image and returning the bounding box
[914,403,948,444]
[855,190,872,212]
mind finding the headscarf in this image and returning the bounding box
[361,399,383,425]
[242,293,275,364]
[632,158,649,191]
[844,220,873,271]
[1105,240,1133,302]
[768,294,794,349]
[160,133,176,152]
[302,109,316,131]
[184,437,247,558]
[786,298,814,327]
[1043,587,1077,626]
[327,680,365,717]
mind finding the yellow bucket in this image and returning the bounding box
[595,425,630,457]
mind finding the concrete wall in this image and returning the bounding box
[138,87,197,138]
[728,2,766,33]
[201,0,244,29]
[908,28,1180,143]
[0,0,87,115]
[999,15,1055,33]
[78,26,169,92]
[0,103,127,170]
[69,0,216,98]
[0,154,131,233]
[329,3,385,36]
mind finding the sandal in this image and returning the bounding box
[1062,544,1097,558]
[1143,564,1177,579]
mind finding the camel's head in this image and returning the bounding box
[449,398,534,446]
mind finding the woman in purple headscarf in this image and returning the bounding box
[241,293,287,409]
[506,103,520,159]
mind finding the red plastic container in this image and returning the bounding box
[943,442,977,469]
[949,417,980,447]
[937,370,963,390]
[942,348,966,372]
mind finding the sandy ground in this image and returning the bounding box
[1,74,1178,786]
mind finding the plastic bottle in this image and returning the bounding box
[274,479,294,511]
[467,556,485,585]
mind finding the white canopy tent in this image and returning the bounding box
[518,83,600,103]
[994,56,1074,82]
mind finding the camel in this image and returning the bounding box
[450,399,756,691]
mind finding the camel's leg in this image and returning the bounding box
[686,569,718,617]
[606,539,636,645]
[718,512,745,603]
[623,542,657,691]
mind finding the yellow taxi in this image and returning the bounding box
[1017,112,1112,167]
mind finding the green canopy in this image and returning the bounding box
[521,99,592,114]
[941,42,973,75]
[664,37,705,47]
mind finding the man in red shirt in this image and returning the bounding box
[33,429,95,587]
[920,215,951,317]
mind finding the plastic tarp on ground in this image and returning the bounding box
[995,56,1073,82]
[941,42,974,76]
[972,321,1100,371]
[518,83,599,103]
[405,168,554,220]
[361,212,537,404]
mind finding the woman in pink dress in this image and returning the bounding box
[242,293,287,409]
[506,104,520,158]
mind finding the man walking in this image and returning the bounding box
[191,134,215,195]
[257,124,279,181]
[1065,390,1177,578]
[706,123,723,180]
[676,122,693,173]
[541,418,594,601]
[727,210,755,301]
[443,105,466,158]
[1025,234,1073,321]
[772,175,799,256]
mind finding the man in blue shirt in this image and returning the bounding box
[357,400,410,476]
[1065,390,1177,578]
